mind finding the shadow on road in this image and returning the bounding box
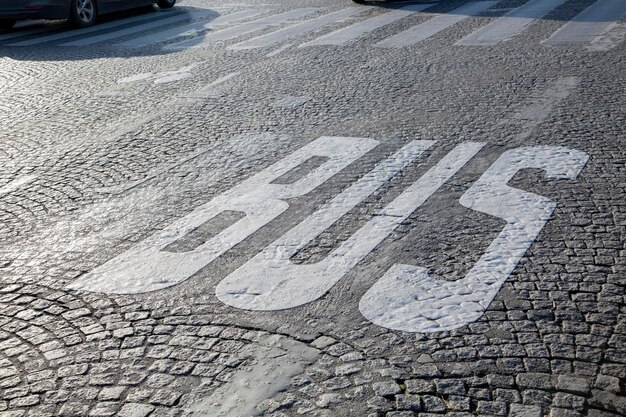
[0,0,620,61]
[0,5,220,61]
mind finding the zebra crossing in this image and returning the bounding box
[0,0,624,50]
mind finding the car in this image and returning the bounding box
[0,0,176,30]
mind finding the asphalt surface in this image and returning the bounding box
[0,0,625,416]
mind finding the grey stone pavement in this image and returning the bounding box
[0,0,624,416]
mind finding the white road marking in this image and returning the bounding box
[360,146,588,333]
[117,9,265,48]
[228,7,367,50]
[265,42,294,56]
[6,10,177,46]
[273,96,312,108]
[0,26,52,42]
[180,71,240,98]
[0,175,37,197]
[301,4,431,47]
[114,62,202,86]
[166,8,320,50]
[376,1,496,47]
[68,136,378,294]
[60,10,214,47]
[544,0,626,45]
[502,76,580,140]
[153,62,201,84]
[456,0,567,46]
[216,140,441,311]
[586,20,626,51]
[190,334,319,417]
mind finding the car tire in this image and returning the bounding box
[0,19,16,30]
[156,0,176,9]
[69,0,97,28]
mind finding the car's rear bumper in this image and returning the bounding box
[0,1,68,20]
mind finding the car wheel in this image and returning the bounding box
[69,0,97,28]
[0,19,16,30]
[156,0,176,9]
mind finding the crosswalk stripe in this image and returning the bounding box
[167,8,320,50]
[228,7,367,50]
[0,26,52,42]
[6,10,178,47]
[300,4,431,47]
[117,9,266,48]
[376,1,497,48]
[543,0,626,45]
[456,0,568,46]
[59,9,215,47]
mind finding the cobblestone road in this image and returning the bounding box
[0,0,624,416]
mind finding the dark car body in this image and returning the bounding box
[0,0,156,21]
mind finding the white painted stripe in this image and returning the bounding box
[377,1,497,48]
[216,140,440,311]
[7,10,177,47]
[265,42,294,56]
[586,21,626,51]
[117,9,265,48]
[544,0,626,45]
[69,136,378,294]
[229,7,367,50]
[0,26,52,42]
[167,8,320,50]
[457,0,568,45]
[360,146,588,333]
[0,175,37,196]
[60,10,214,47]
[180,71,240,98]
[301,4,431,47]
[273,96,312,108]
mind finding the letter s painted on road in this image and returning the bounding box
[360,146,589,332]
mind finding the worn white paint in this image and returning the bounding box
[377,1,496,48]
[216,142,485,311]
[229,7,367,50]
[118,9,265,48]
[180,71,240,98]
[60,10,214,47]
[360,146,589,333]
[188,334,319,417]
[117,73,155,84]
[69,136,378,294]
[0,175,37,197]
[273,96,312,108]
[301,4,431,47]
[167,8,320,50]
[586,20,626,51]
[7,9,178,47]
[115,62,202,86]
[544,0,626,45]
[265,42,294,57]
[457,0,567,46]
[0,25,51,42]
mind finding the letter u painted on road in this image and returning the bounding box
[69,137,588,333]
